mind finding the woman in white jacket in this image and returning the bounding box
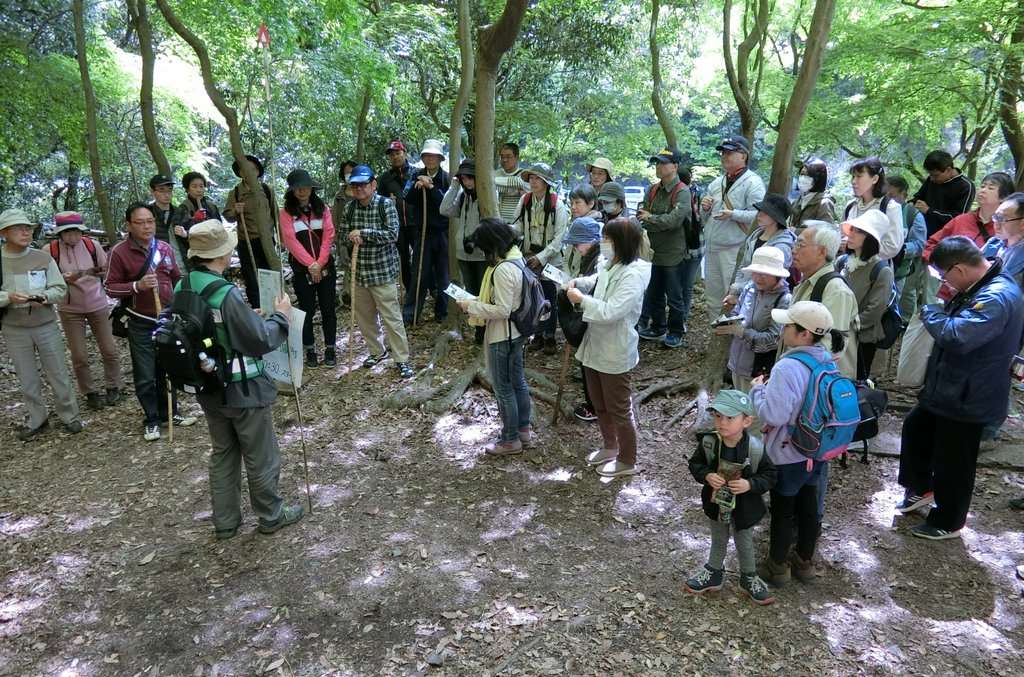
[566,216,652,478]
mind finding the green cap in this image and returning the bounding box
[709,389,754,417]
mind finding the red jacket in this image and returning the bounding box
[923,210,993,262]
[105,237,180,319]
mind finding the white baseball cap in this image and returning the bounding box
[742,245,790,278]
[771,300,834,336]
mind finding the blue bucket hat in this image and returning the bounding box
[347,165,375,185]
[562,216,602,246]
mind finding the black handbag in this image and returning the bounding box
[556,289,587,347]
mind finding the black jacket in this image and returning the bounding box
[378,162,411,230]
[688,431,777,530]
[404,168,451,234]
[912,172,976,236]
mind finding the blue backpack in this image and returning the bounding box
[784,351,861,462]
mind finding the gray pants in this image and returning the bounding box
[708,519,756,574]
[3,321,79,428]
[203,403,284,531]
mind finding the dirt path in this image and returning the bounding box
[2,322,1024,676]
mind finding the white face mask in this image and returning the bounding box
[797,175,814,194]
[600,242,614,260]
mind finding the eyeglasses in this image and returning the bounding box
[992,213,1024,225]
[130,218,156,226]
[930,263,962,282]
[4,224,33,232]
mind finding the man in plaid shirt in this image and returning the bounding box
[342,165,415,378]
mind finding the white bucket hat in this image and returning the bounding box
[586,157,614,177]
[187,219,237,259]
[771,300,834,336]
[841,210,888,244]
[742,245,790,278]
[420,139,446,160]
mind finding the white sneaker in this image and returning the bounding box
[586,448,618,466]
[143,425,161,442]
[166,414,197,427]
[596,460,638,477]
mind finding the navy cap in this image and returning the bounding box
[648,148,683,164]
[715,135,751,155]
[348,165,375,185]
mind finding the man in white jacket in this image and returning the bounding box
[700,136,766,318]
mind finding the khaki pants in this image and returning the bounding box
[353,281,410,362]
[3,321,80,428]
[60,308,124,395]
[704,247,740,319]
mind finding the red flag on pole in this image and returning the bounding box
[257,23,270,48]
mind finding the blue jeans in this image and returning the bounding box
[127,316,179,427]
[640,262,685,335]
[677,255,702,326]
[488,336,531,442]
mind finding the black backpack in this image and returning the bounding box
[498,259,551,339]
[557,288,587,347]
[835,255,907,350]
[153,274,232,394]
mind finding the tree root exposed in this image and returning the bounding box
[424,358,483,414]
[632,377,697,406]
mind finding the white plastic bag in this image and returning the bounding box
[896,314,933,387]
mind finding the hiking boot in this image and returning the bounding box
[573,403,597,422]
[790,552,815,583]
[485,439,523,456]
[518,427,533,447]
[258,504,305,535]
[684,564,724,594]
[529,335,545,351]
[86,392,105,410]
[662,334,684,349]
[323,348,336,367]
[543,336,558,355]
[740,573,776,605]
[17,419,49,441]
[305,349,318,368]
[596,460,637,477]
[63,420,83,434]
[105,388,122,406]
[638,327,667,341]
[758,557,790,587]
[215,525,239,541]
[896,490,934,514]
[143,424,161,442]
[910,523,961,541]
[363,349,390,367]
[1009,496,1024,510]
[397,362,415,379]
[585,448,618,466]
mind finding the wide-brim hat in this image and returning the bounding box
[455,159,476,178]
[420,139,446,159]
[187,219,238,259]
[742,245,790,278]
[0,208,36,231]
[521,162,557,187]
[598,182,626,202]
[772,301,834,336]
[286,168,320,190]
[232,154,265,179]
[842,210,888,244]
[753,193,792,228]
[53,211,88,235]
[586,157,614,177]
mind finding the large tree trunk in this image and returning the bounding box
[354,82,372,164]
[999,5,1024,189]
[448,0,475,289]
[65,160,80,210]
[722,0,772,146]
[649,0,677,150]
[154,0,269,227]
[72,0,116,240]
[127,0,171,177]
[473,0,530,219]
[767,0,836,193]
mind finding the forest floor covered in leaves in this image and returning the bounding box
[3,304,1024,677]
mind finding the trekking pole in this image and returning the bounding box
[152,285,173,444]
[348,241,360,372]
[552,342,573,425]
[413,188,427,326]
[290,379,314,514]
[237,209,260,286]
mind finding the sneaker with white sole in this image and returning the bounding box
[684,564,724,594]
[485,439,523,456]
[638,327,667,341]
[740,573,775,605]
[910,523,961,540]
[586,448,618,466]
[143,425,161,442]
[573,403,598,422]
[596,460,637,477]
[896,490,934,514]
[173,413,197,427]
[518,427,533,447]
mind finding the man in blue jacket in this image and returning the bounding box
[402,139,451,325]
[897,236,1024,540]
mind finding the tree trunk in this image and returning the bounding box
[722,0,771,146]
[354,82,372,164]
[649,0,677,149]
[65,160,80,210]
[127,0,171,177]
[999,6,1024,189]
[448,0,475,288]
[72,0,116,240]
[154,0,269,227]
[767,0,836,193]
[473,0,530,219]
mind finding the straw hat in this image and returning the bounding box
[187,219,237,259]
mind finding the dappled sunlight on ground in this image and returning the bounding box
[432,413,493,469]
[481,504,537,543]
[0,513,46,537]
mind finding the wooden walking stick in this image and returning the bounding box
[152,284,173,443]
[237,209,260,289]
[348,241,360,371]
[413,188,428,326]
[552,342,573,425]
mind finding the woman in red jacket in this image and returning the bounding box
[280,169,337,367]
[923,172,1015,261]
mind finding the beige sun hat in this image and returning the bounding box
[742,245,790,278]
[771,301,834,336]
[586,157,614,177]
[187,219,237,259]
[0,208,36,231]
[420,138,446,159]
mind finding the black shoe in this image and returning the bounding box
[363,349,390,368]
[397,362,415,379]
[323,348,336,367]
[258,504,305,534]
[573,403,597,422]
[105,388,122,406]
[215,526,239,541]
[305,349,318,368]
[543,336,558,355]
[17,419,49,441]
[1010,496,1024,510]
[86,392,105,410]
[529,335,545,351]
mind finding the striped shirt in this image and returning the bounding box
[341,193,401,287]
[495,167,527,224]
